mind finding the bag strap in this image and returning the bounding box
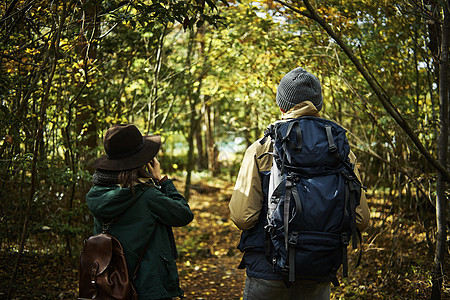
[281,121,302,167]
[326,125,366,279]
[283,176,292,250]
[286,121,302,153]
[100,187,150,282]
[132,237,151,281]
[325,125,358,175]
[341,232,350,278]
[288,231,298,283]
[291,189,302,215]
[260,124,275,145]
[325,125,338,154]
[101,188,138,232]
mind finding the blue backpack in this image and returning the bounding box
[259,116,362,286]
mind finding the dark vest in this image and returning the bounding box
[236,171,283,280]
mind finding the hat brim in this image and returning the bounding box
[93,135,161,171]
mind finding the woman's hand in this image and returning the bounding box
[147,157,162,181]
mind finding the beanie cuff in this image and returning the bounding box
[276,67,323,112]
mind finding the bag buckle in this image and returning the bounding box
[341,233,349,246]
[265,224,275,235]
[288,232,298,246]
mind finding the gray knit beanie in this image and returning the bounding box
[276,67,323,112]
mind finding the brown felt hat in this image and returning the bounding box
[93,124,161,171]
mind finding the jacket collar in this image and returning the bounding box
[281,101,320,120]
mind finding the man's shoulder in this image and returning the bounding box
[246,137,272,156]
[242,137,272,172]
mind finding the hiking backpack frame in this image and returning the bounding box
[260,116,363,286]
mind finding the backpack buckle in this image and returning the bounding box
[260,125,275,144]
[325,125,338,154]
[288,232,298,246]
[285,174,295,187]
[341,233,349,246]
[343,172,356,181]
[265,224,275,235]
[285,180,293,189]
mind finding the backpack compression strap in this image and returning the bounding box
[285,175,303,283]
[283,174,304,249]
[283,176,291,250]
[281,121,302,167]
[325,125,363,185]
[326,125,363,279]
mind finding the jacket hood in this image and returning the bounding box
[86,185,137,219]
[281,101,320,120]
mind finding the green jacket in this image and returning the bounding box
[86,179,194,299]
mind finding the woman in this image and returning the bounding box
[86,124,194,299]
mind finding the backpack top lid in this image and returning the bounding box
[80,233,113,275]
[272,116,350,175]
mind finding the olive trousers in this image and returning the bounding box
[243,276,331,300]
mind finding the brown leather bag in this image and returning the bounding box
[78,233,138,300]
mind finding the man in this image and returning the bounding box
[229,67,370,300]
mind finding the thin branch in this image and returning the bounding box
[274,0,312,18]
[0,54,39,67]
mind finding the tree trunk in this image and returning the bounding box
[184,29,197,201]
[148,25,166,132]
[195,123,207,170]
[185,105,201,201]
[205,97,219,174]
[431,4,449,299]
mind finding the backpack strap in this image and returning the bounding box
[326,124,365,280]
[283,176,292,250]
[330,275,340,287]
[291,184,302,215]
[354,228,363,268]
[326,124,364,249]
[325,125,361,179]
[132,237,151,281]
[257,152,277,160]
[288,231,299,283]
[348,179,359,250]
[100,188,139,232]
[260,124,275,145]
[100,187,151,282]
[285,121,303,152]
[325,125,338,154]
[281,121,302,166]
[342,172,365,280]
[341,232,350,278]
[338,174,358,279]
[285,176,300,284]
[342,177,357,249]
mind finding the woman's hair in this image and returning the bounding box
[118,165,151,189]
